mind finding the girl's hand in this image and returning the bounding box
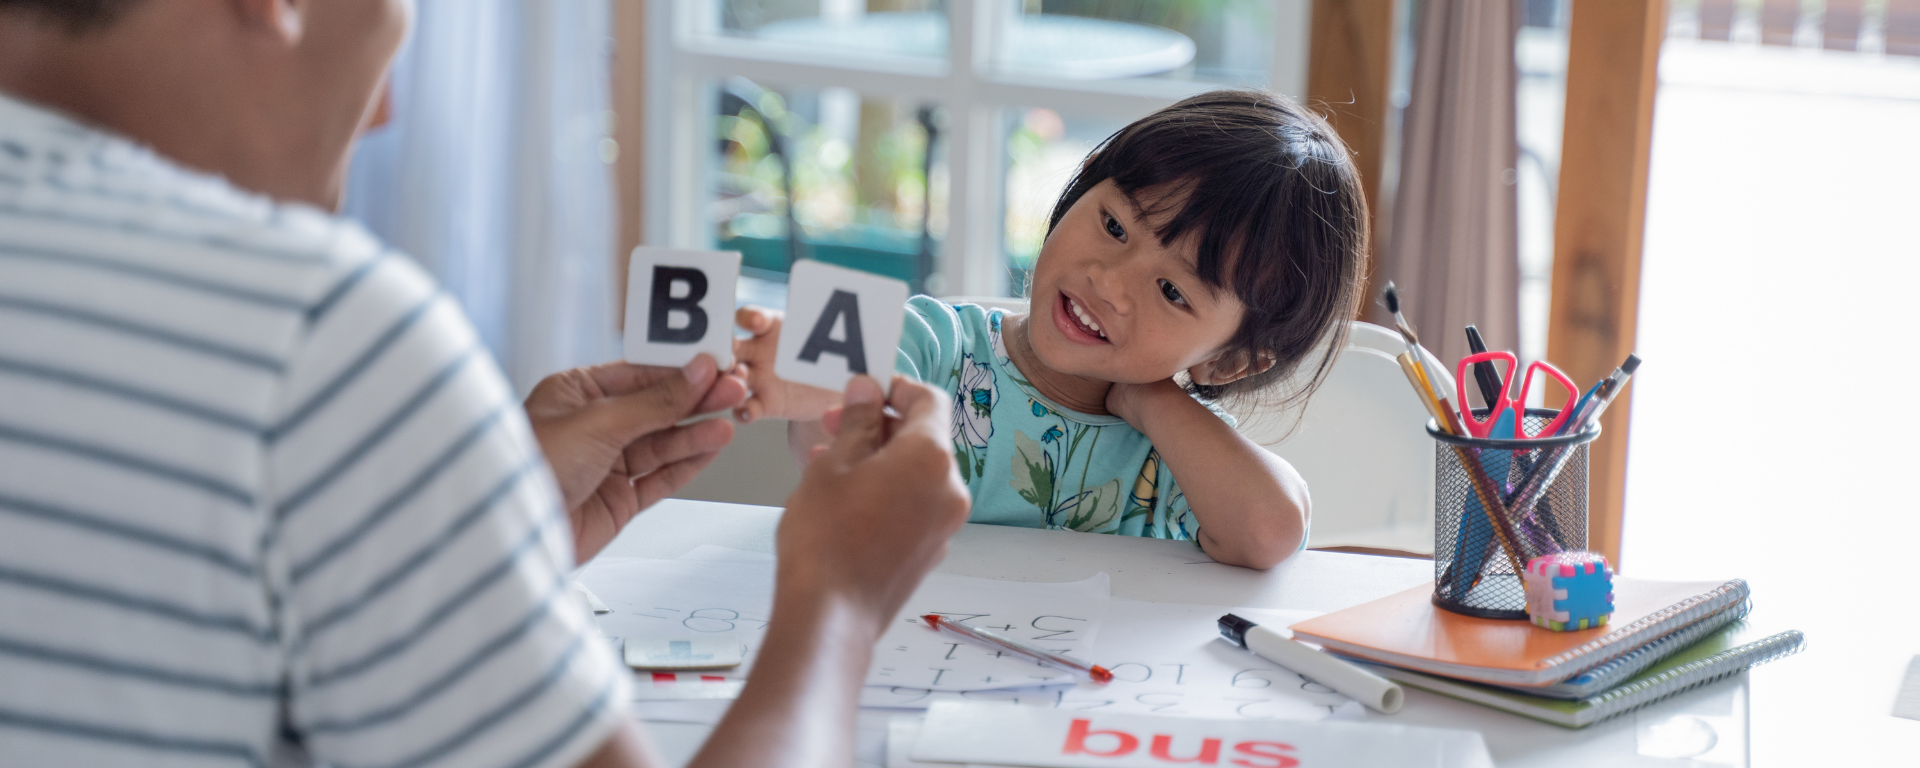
[1104,378,1189,428]
[732,306,844,423]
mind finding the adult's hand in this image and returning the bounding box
[577,375,971,768]
[777,376,972,619]
[524,354,748,564]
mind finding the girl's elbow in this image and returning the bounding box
[1201,512,1305,570]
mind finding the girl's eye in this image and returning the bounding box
[1102,212,1127,241]
[1159,279,1187,306]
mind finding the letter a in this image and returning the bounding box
[1063,718,1139,758]
[647,266,709,343]
[797,289,867,373]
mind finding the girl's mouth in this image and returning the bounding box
[1053,291,1109,344]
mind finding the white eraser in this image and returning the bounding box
[622,247,740,368]
[773,259,908,393]
[624,638,745,670]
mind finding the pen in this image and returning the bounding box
[1558,354,1641,436]
[921,614,1114,683]
[1218,614,1403,713]
[1463,325,1503,410]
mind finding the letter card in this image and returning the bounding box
[774,259,908,393]
[910,702,1494,768]
[622,247,740,368]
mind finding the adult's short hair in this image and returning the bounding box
[0,0,141,33]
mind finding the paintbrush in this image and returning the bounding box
[1383,284,1465,432]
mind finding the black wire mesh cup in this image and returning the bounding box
[1428,408,1600,619]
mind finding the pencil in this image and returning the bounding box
[1400,353,1531,577]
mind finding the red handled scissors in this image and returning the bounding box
[1454,352,1577,439]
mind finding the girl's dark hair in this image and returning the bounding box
[1045,89,1368,410]
[0,0,139,33]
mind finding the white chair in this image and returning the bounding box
[1232,322,1443,556]
[941,296,1442,556]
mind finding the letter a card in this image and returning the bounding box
[622,247,739,368]
[774,259,908,393]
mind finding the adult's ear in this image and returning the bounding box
[231,0,305,43]
[1188,349,1276,387]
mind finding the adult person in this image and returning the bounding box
[0,1,970,767]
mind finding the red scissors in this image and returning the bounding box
[1454,352,1577,439]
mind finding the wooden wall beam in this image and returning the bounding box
[1546,0,1666,568]
[1307,0,1398,303]
[610,0,649,328]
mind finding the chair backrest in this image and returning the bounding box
[940,297,1439,554]
[1232,321,1439,554]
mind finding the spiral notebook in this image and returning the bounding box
[1288,578,1751,687]
[1490,598,1752,699]
[1355,622,1804,727]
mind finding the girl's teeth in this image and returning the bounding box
[1068,298,1105,338]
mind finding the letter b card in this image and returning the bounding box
[775,260,908,393]
[622,247,740,368]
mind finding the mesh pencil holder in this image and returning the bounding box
[1428,408,1600,620]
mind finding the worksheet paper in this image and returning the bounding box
[910,701,1495,768]
[579,556,1114,695]
[860,600,1356,722]
[871,572,1110,691]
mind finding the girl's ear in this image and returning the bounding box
[1188,350,1276,386]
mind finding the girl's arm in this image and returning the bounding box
[1109,380,1309,569]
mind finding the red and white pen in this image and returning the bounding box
[920,614,1114,684]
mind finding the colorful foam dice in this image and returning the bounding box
[1524,550,1614,631]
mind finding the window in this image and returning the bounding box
[642,0,1310,298]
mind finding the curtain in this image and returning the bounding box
[1372,0,1521,376]
[344,0,620,395]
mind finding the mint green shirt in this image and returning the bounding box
[894,297,1206,541]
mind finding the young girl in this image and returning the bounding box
[731,90,1368,569]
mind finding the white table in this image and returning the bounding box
[605,499,1749,767]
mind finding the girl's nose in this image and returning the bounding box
[1087,260,1131,316]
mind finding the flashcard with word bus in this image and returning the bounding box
[774,259,909,394]
[622,247,740,368]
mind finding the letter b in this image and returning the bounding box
[1063,718,1138,758]
[647,266,708,343]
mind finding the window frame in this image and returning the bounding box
[641,0,1312,297]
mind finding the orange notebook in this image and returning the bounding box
[1289,578,1750,687]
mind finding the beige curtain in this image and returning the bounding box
[1372,0,1521,380]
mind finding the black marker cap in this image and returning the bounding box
[1218,613,1255,648]
[1620,354,1642,375]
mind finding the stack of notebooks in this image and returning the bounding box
[1288,578,1804,727]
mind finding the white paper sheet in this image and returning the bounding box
[578,558,775,683]
[911,701,1495,768]
[869,573,1110,691]
[581,556,1112,693]
[860,600,1353,722]
[677,544,774,563]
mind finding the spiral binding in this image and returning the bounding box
[1538,579,1751,676]
[1584,628,1805,723]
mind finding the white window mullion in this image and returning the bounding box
[1272,0,1313,99]
[941,0,1007,297]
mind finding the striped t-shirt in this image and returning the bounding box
[0,93,628,767]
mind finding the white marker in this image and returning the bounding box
[1218,613,1404,713]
